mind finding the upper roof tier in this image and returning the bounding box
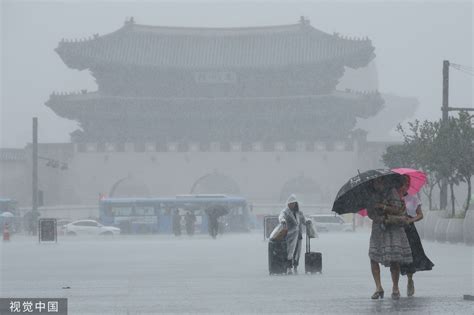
[55,17,375,70]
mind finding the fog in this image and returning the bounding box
[1,2,473,313]
[1,0,472,147]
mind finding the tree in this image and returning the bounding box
[431,118,461,216]
[453,112,474,211]
[432,113,474,215]
[383,114,473,215]
[387,120,441,210]
[382,144,414,169]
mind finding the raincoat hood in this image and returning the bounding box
[286,194,298,205]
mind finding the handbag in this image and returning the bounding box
[381,198,407,227]
[305,220,317,238]
[269,223,288,241]
[383,214,407,226]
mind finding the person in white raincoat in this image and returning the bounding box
[279,194,307,274]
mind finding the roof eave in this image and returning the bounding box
[55,45,91,71]
[343,48,376,69]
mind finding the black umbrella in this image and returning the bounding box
[331,169,403,215]
[205,205,230,218]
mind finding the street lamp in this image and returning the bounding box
[31,117,68,229]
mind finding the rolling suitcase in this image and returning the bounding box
[305,234,322,274]
[268,239,288,275]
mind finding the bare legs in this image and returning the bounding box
[371,260,383,292]
[371,260,402,299]
[390,263,401,299]
[370,260,385,299]
[407,273,415,296]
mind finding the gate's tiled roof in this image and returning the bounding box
[56,20,374,70]
[46,90,383,121]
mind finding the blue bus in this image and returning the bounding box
[99,195,251,234]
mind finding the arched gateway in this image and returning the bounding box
[190,173,240,195]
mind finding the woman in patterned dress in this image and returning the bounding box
[367,177,413,300]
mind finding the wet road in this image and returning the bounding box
[1,231,473,314]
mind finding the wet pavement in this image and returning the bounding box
[1,231,473,314]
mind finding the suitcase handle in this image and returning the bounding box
[306,233,310,253]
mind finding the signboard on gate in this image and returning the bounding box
[263,215,279,240]
[38,218,57,243]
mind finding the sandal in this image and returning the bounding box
[391,290,400,300]
[371,290,384,299]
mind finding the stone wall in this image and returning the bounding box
[0,140,390,210]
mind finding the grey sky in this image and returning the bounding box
[1,0,472,147]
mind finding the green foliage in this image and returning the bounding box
[382,144,414,169]
[383,111,474,215]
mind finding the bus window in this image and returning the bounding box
[135,206,154,216]
[111,207,133,217]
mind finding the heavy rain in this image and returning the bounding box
[0,1,473,314]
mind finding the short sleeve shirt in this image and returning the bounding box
[404,194,421,218]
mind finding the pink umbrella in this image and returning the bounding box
[392,168,427,195]
[356,168,426,216]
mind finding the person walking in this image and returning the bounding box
[399,175,434,297]
[367,177,413,300]
[207,208,219,239]
[185,211,196,236]
[278,194,307,275]
[172,209,181,236]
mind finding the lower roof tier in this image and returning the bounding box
[46,91,383,142]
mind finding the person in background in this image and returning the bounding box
[279,194,307,275]
[185,211,196,236]
[399,175,434,297]
[207,208,219,239]
[172,209,181,236]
